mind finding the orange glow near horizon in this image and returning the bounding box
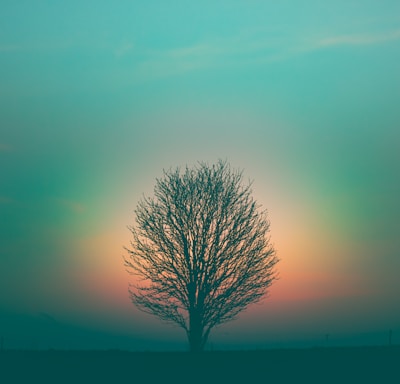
[58,185,371,336]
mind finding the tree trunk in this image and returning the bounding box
[188,329,203,352]
[188,310,204,352]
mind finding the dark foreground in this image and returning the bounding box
[1,346,399,384]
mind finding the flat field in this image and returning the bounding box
[1,346,399,383]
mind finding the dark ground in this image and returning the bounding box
[0,346,399,383]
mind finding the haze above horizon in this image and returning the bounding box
[1,1,399,350]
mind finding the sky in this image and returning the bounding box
[1,1,400,350]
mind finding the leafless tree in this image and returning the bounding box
[125,161,278,352]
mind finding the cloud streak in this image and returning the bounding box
[0,44,21,53]
[0,143,13,152]
[115,42,134,58]
[315,29,400,48]
[131,28,400,80]
[55,198,86,214]
[0,196,15,204]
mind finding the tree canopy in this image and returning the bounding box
[125,161,278,351]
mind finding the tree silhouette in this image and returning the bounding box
[125,161,278,352]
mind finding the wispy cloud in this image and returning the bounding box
[134,35,283,79]
[0,196,14,204]
[0,143,13,152]
[0,44,20,53]
[132,27,400,80]
[115,42,134,58]
[55,198,85,214]
[314,29,400,48]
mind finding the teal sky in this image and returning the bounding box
[1,1,400,349]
